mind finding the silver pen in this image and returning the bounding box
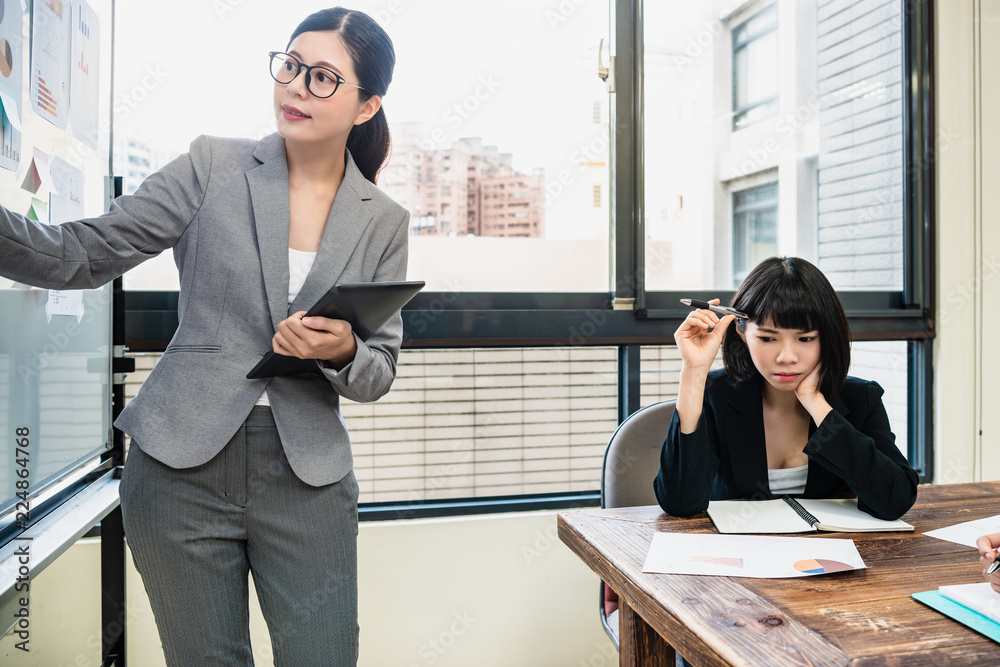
[679,299,748,319]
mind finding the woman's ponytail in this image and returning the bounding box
[348,106,391,184]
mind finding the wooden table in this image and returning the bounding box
[558,482,1000,666]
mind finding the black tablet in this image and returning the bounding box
[246,280,425,379]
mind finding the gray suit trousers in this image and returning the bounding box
[120,407,359,666]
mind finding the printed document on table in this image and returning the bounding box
[642,532,867,578]
[923,514,1000,548]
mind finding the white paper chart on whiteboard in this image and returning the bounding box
[70,0,99,149]
[0,0,24,171]
[30,0,71,130]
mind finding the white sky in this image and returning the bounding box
[113,0,611,176]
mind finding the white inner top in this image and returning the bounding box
[767,463,809,496]
[256,248,318,407]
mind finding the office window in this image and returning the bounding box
[117,0,611,293]
[345,347,617,501]
[644,0,904,291]
[732,5,778,130]
[732,182,779,285]
[374,0,612,285]
[127,347,619,503]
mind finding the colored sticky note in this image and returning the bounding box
[26,197,47,222]
[20,147,58,194]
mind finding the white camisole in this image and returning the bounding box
[767,463,808,496]
[255,248,318,406]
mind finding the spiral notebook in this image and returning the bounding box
[707,498,914,534]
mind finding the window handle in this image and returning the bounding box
[598,38,615,92]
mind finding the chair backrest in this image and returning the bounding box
[601,400,676,509]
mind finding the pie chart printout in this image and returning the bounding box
[0,38,11,78]
[794,559,854,575]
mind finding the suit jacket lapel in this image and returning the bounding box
[290,150,375,313]
[723,377,771,498]
[247,134,291,333]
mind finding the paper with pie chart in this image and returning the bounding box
[642,532,867,578]
[0,0,24,172]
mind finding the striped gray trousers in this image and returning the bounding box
[120,406,359,666]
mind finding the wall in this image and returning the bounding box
[934,0,998,483]
[0,511,612,666]
[980,1,1000,478]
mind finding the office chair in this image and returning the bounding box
[598,399,676,650]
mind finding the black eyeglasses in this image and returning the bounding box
[268,51,365,99]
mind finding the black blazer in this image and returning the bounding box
[654,369,918,520]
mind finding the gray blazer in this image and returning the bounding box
[0,133,410,486]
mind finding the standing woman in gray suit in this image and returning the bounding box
[0,7,406,666]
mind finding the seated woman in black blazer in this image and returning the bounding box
[654,256,918,520]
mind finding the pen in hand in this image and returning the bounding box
[988,554,1000,576]
[679,299,748,319]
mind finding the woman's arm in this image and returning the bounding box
[654,410,720,516]
[803,380,918,520]
[654,306,735,515]
[654,378,723,516]
[313,209,410,403]
[0,136,210,289]
[674,302,735,432]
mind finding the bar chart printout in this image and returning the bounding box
[30,0,71,130]
[70,1,99,149]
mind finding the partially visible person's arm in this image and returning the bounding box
[977,534,1000,593]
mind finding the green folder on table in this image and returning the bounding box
[913,585,1000,644]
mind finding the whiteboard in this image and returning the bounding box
[0,0,113,515]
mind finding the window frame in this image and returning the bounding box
[732,181,780,286]
[731,3,779,131]
[121,0,936,519]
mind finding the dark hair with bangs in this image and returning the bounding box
[287,7,395,184]
[722,256,851,398]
